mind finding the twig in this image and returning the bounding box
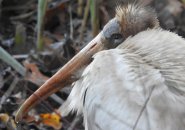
[0,74,13,89]
[90,0,99,37]
[50,94,64,105]
[77,0,83,17]
[69,4,74,40]
[100,6,110,23]
[0,0,3,17]
[13,54,28,60]
[79,0,91,41]
[2,5,35,11]
[10,11,35,21]
[0,76,19,110]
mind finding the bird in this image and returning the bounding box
[15,2,185,130]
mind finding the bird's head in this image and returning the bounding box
[15,3,159,122]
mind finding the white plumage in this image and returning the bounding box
[61,29,185,130]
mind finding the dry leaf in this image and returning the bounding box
[24,61,49,86]
[40,113,62,129]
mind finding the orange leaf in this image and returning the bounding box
[40,113,62,129]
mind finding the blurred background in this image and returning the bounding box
[0,0,185,130]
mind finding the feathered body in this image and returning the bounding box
[61,29,185,130]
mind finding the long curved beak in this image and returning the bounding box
[15,32,105,123]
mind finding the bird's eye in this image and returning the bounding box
[102,18,124,48]
[110,33,124,47]
[111,33,123,40]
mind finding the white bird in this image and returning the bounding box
[16,3,185,130]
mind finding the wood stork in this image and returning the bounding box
[15,3,185,130]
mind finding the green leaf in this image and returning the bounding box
[37,0,48,50]
[0,47,26,76]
